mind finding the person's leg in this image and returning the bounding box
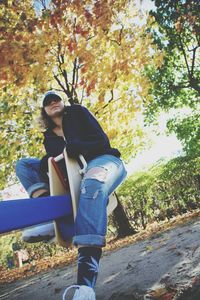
[15,158,49,197]
[74,154,127,247]
[71,155,127,297]
[15,158,54,242]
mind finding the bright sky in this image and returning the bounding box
[125,108,193,175]
[135,0,156,11]
[126,133,183,175]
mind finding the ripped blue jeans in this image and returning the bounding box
[73,154,127,247]
[15,158,49,197]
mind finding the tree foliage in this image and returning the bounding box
[118,154,200,229]
[0,89,44,189]
[167,112,200,156]
[0,0,162,189]
[144,0,199,154]
[146,0,199,111]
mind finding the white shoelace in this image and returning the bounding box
[62,285,80,300]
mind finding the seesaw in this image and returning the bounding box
[0,149,118,247]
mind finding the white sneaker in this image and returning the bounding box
[22,222,55,243]
[62,285,96,300]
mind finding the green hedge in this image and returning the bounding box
[118,155,200,229]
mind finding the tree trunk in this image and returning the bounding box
[112,192,137,238]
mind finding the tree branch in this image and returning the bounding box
[55,44,71,98]
[70,57,78,101]
[95,93,121,116]
[170,82,200,93]
[177,34,191,77]
[53,72,73,102]
[72,58,77,87]
[80,87,85,104]
[191,45,199,76]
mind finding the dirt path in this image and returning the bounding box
[0,216,200,300]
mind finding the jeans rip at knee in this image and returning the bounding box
[81,167,108,200]
[84,166,108,182]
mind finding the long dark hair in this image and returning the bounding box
[40,107,57,129]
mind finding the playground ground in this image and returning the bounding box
[0,213,200,300]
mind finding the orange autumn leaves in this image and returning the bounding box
[0,0,164,186]
[0,0,163,102]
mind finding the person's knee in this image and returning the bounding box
[15,158,29,176]
[81,167,108,200]
[84,166,108,183]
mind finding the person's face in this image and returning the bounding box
[44,98,65,118]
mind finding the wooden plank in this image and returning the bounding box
[48,156,75,246]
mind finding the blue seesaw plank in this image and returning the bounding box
[0,195,73,234]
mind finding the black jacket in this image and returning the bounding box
[40,104,120,181]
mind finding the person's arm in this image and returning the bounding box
[64,105,110,157]
[39,132,66,182]
[39,154,51,183]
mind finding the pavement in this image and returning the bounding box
[0,215,200,300]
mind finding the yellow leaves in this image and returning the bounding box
[0,2,39,89]
[98,91,105,103]
[0,0,166,174]
[6,0,13,5]
[108,128,118,139]
[0,248,77,284]
[0,0,162,99]
[86,79,96,96]
[175,12,198,34]
[175,20,183,32]
[146,245,153,251]
[91,93,146,161]
[147,15,156,28]
[154,51,165,68]
[146,287,177,300]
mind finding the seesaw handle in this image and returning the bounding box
[53,152,87,175]
[79,155,87,175]
[54,153,64,162]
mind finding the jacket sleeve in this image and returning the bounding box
[39,154,51,183]
[39,133,66,182]
[65,106,110,157]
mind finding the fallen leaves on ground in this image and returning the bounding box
[144,275,200,300]
[145,286,177,300]
[0,209,199,284]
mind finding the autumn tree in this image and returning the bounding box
[0,0,163,236]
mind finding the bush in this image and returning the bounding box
[118,155,200,229]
